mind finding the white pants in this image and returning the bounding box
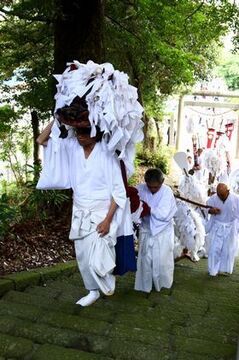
[135,224,174,293]
[208,221,238,275]
[74,230,116,294]
[71,201,118,295]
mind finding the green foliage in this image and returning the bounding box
[128,155,143,186]
[0,176,71,236]
[0,105,18,137]
[0,112,33,184]
[136,143,173,175]
[105,0,239,118]
[26,187,70,218]
[216,53,239,90]
[0,105,32,184]
[16,166,71,220]
[0,0,238,199]
[0,0,238,121]
[0,0,54,117]
[0,193,18,238]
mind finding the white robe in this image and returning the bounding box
[174,200,205,261]
[135,184,177,293]
[37,129,127,294]
[194,157,202,181]
[206,193,239,275]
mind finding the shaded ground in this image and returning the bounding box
[0,213,74,275]
[0,165,147,276]
[0,259,239,359]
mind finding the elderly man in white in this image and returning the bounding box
[206,183,239,276]
[135,168,177,293]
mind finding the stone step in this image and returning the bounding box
[31,344,112,360]
[0,332,34,358]
[174,335,236,359]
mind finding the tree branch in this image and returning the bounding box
[184,2,205,22]
[105,14,142,42]
[0,11,8,20]
[0,7,51,23]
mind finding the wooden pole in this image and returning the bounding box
[176,95,184,150]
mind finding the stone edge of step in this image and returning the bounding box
[0,260,78,296]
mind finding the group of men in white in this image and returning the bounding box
[174,151,239,274]
[36,60,239,307]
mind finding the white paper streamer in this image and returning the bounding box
[53,60,144,175]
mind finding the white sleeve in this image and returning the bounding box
[235,196,239,221]
[206,196,215,208]
[107,155,127,209]
[36,122,71,190]
[151,190,177,222]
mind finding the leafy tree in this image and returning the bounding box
[0,0,105,172]
[0,193,18,239]
[0,105,17,136]
[0,0,54,175]
[0,105,32,184]
[105,1,239,110]
[217,53,239,90]
[0,0,239,153]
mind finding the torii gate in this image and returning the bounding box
[176,91,239,157]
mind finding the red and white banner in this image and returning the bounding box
[206,128,215,149]
[225,122,234,141]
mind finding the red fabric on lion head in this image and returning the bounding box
[127,186,150,217]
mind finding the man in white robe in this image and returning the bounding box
[37,119,126,306]
[36,60,144,306]
[193,148,205,182]
[135,168,177,293]
[206,183,239,276]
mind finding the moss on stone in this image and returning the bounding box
[4,271,41,291]
[0,279,14,297]
[33,261,77,282]
[12,321,89,349]
[3,289,55,308]
[174,336,236,358]
[173,324,238,345]
[0,300,40,321]
[31,344,109,360]
[39,310,109,336]
[1,258,239,359]
[0,332,33,357]
[24,284,63,299]
[176,352,217,360]
[110,323,169,347]
[108,339,169,360]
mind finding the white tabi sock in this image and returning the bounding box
[191,252,200,262]
[76,290,100,306]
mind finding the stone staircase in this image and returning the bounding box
[0,259,239,359]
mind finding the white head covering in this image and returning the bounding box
[53,60,144,175]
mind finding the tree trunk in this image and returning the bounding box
[54,0,105,74]
[127,54,152,150]
[31,111,41,181]
[143,114,151,149]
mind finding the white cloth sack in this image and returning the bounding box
[37,137,70,190]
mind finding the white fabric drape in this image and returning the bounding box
[208,220,238,275]
[206,193,239,275]
[137,184,177,236]
[37,134,128,294]
[135,224,174,293]
[135,183,177,292]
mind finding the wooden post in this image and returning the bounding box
[169,115,175,146]
[176,95,184,150]
[235,116,239,159]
